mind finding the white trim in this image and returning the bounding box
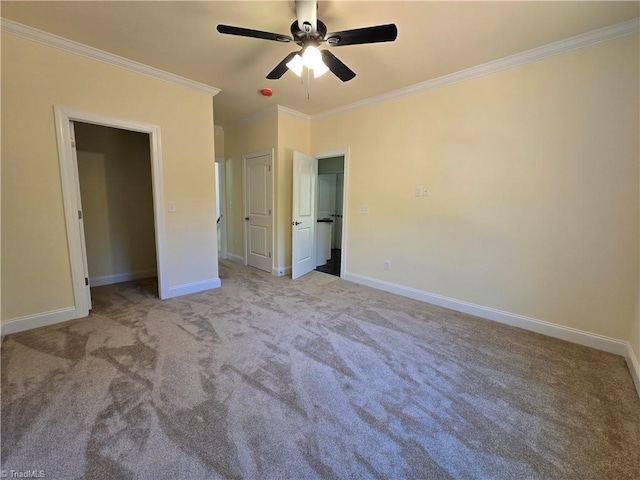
[90,269,157,287]
[225,105,279,131]
[273,266,292,277]
[1,307,78,336]
[626,344,640,398]
[224,105,310,130]
[311,18,640,122]
[343,272,629,357]
[54,106,169,313]
[165,278,221,298]
[1,19,221,97]
[226,253,245,264]
[277,105,311,122]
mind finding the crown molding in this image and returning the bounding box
[311,17,640,122]
[224,104,310,130]
[277,105,311,122]
[1,18,221,97]
[223,105,279,131]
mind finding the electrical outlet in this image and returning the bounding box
[361,205,369,214]
[414,187,422,197]
[384,260,390,271]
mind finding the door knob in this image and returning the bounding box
[245,217,250,221]
[292,221,302,226]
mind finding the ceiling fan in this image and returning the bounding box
[217,0,398,82]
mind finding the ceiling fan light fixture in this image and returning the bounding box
[286,54,304,77]
[313,60,329,78]
[302,45,322,69]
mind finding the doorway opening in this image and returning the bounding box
[215,158,228,259]
[74,122,158,298]
[315,155,345,277]
[54,106,167,319]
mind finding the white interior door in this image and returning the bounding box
[244,151,273,273]
[70,121,92,309]
[215,159,228,259]
[292,151,317,279]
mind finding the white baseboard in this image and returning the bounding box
[226,253,245,264]
[165,277,221,299]
[1,307,78,335]
[90,269,157,287]
[626,344,640,398]
[343,272,629,357]
[273,266,292,277]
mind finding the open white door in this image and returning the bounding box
[70,121,92,311]
[292,151,317,279]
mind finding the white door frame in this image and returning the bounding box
[314,149,349,278]
[215,157,228,259]
[54,106,168,317]
[242,149,275,272]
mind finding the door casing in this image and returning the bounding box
[54,106,168,318]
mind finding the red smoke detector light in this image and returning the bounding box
[260,88,273,97]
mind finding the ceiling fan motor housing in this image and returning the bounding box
[291,20,327,45]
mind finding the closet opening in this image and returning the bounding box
[74,122,158,301]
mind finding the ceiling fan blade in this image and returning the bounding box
[217,24,292,43]
[295,0,317,33]
[321,50,356,82]
[325,24,398,46]
[266,52,299,80]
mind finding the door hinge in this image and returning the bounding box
[71,140,76,148]
[268,209,271,215]
[78,210,83,220]
[268,252,272,258]
[85,277,89,286]
[268,165,271,172]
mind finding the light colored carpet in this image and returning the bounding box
[2,260,639,479]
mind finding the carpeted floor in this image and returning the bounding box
[2,260,639,479]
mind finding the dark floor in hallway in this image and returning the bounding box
[315,248,341,276]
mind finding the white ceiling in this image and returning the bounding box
[2,1,638,126]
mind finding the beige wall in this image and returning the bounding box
[76,123,156,282]
[277,114,311,272]
[222,111,310,273]
[214,126,225,159]
[1,33,218,321]
[311,35,639,345]
[224,115,278,262]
